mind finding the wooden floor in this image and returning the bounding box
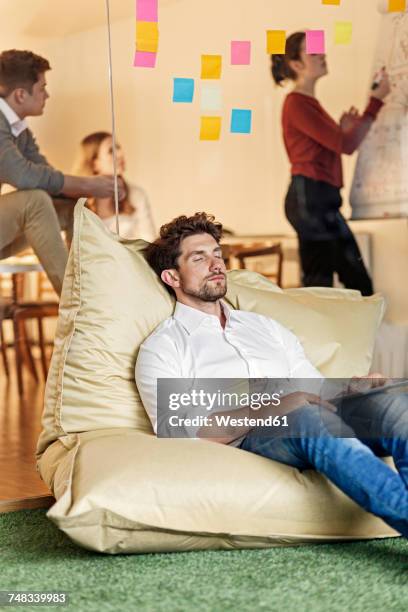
[0,355,55,513]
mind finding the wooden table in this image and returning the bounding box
[221,234,301,288]
[0,256,43,303]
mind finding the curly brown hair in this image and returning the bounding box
[0,50,50,97]
[146,212,223,290]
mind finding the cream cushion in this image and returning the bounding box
[37,200,395,553]
[225,277,384,378]
[40,429,396,554]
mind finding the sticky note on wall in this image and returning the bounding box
[322,0,340,5]
[230,109,252,134]
[136,21,159,53]
[136,0,158,21]
[267,30,286,54]
[335,22,352,45]
[200,116,222,140]
[173,78,195,103]
[306,30,325,54]
[133,50,156,68]
[231,41,251,65]
[388,0,406,11]
[201,84,222,112]
[201,55,222,79]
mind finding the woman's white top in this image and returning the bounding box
[103,184,156,242]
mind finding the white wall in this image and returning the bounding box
[2,0,408,322]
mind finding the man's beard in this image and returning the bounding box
[180,276,227,302]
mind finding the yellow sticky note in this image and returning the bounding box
[136,21,159,53]
[388,0,406,11]
[334,21,352,45]
[201,55,222,79]
[200,116,221,140]
[266,30,286,55]
[322,0,341,5]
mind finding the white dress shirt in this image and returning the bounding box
[136,301,323,445]
[0,98,28,137]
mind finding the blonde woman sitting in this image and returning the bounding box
[73,131,156,241]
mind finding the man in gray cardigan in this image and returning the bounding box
[0,49,125,295]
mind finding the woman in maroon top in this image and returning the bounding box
[271,32,390,295]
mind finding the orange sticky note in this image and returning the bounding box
[388,0,406,11]
[267,30,286,54]
[136,21,159,53]
[334,22,352,45]
[322,0,341,5]
[201,55,222,79]
[200,116,221,140]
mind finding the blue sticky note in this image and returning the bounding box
[230,109,252,134]
[173,78,194,103]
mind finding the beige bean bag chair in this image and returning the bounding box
[36,200,397,554]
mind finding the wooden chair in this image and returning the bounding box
[223,243,284,286]
[0,271,59,395]
[221,244,235,268]
[0,294,39,393]
[11,302,59,391]
[34,271,59,376]
[0,318,9,378]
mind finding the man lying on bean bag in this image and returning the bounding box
[136,212,408,539]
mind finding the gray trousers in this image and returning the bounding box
[0,189,75,296]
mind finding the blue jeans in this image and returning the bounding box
[239,392,408,537]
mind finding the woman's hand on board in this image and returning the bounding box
[340,106,360,131]
[371,68,391,101]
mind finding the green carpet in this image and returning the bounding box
[0,510,407,612]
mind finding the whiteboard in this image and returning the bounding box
[350,1,408,219]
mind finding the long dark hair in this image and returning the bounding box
[271,32,305,86]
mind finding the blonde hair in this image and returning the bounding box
[72,131,133,214]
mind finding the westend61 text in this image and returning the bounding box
[168,414,289,428]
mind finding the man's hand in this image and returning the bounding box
[199,391,336,446]
[89,175,126,201]
[61,175,126,200]
[347,373,391,394]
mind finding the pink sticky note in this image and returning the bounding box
[231,41,251,65]
[306,30,325,54]
[136,0,158,22]
[133,50,157,68]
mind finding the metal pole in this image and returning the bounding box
[104,0,120,235]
